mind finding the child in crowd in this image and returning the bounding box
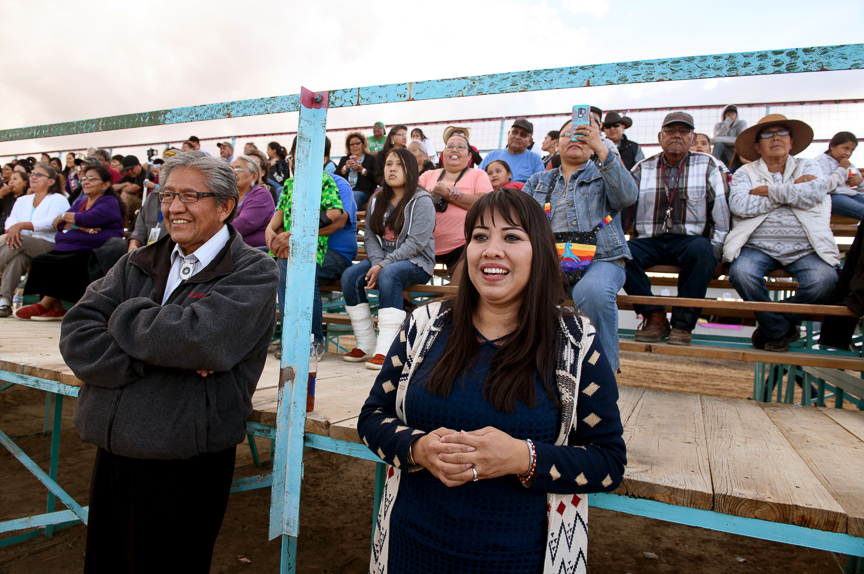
[485,160,524,191]
[815,131,864,220]
[690,133,712,154]
[341,148,435,370]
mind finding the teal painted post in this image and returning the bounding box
[371,463,387,555]
[268,88,328,574]
[42,393,53,436]
[45,394,63,537]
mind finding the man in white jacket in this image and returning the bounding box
[724,115,839,352]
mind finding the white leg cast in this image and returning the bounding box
[367,307,407,370]
[343,303,376,362]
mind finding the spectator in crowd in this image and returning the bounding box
[368,121,387,154]
[439,126,483,168]
[94,149,122,184]
[725,115,839,352]
[480,119,545,183]
[603,112,644,171]
[110,154,125,172]
[13,161,31,176]
[541,130,559,167]
[323,137,337,174]
[419,134,493,282]
[408,140,436,175]
[59,152,277,574]
[358,189,626,574]
[623,112,730,346]
[16,165,124,320]
[69,156,101,204]
[244,142,258,155]
[341,148,435,369]
[181,141,194,152]
[244,149,279,204]
[713,105,748,165]
[267,141,291,187]
[62,153,78,195]
[815,131,864,219]
[525,119,639,372]
[485,160,523,191]
[0,167,70,317]
[187,135,212,155]
[266,144,344,328]
[114,155,147,228]
[0,171,29,232]
[231,155,276,249]
[217,141,234,163]
[2,163,13,186]
[48,158,65,191]
[411,128,438,164]
[40,153,51,164]
[335,132,377,210]
[374,125,409,186]
[690,133,712,154]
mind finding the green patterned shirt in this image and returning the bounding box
[277,172,343,264]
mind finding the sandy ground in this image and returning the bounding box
[0,351,854,573]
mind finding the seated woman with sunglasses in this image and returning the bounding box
[230,155,276,249]
[418,134,493,283]
[341,148,435,370]
[16,165,124,320]
[358,189,626,573]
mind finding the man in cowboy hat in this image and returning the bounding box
[479,118,544,183]
[623,111,730,346]
[724,114,838,352]
[603,112,644,171]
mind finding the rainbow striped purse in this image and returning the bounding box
[547,207,614,288]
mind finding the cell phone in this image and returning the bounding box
[350,156,357,161]
[572,105,591,141]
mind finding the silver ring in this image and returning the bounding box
[472,467,479,482]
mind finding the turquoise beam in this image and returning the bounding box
[0,371,79,397]
[45,394,63,537]
[0,509,86,535]
[1,44,862,143]
[230,473,273,493]
[304,434,382,464]
[268,87,328,546]
[245,420,277,440]
[590,493,864,557]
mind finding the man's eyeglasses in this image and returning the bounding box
[758,128,791,139]
[662,126,693,136]
[158,191,217,203]
[444,145,468,151]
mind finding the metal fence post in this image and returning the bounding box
[498,118,506,149]
[268,87,328,574]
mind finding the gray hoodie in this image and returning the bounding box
[60,227,279,460]
[364,188,436,276]
[713,105,748,147]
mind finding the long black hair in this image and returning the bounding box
[367,147,419,238]
[827,131,858,153]
[422,188,569,413]
[380,124,408,157]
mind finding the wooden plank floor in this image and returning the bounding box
[2,320,864,537]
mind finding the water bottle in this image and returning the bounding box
[307,335,317,413]
[12,288,23,312]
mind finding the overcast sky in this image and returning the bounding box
[1,0,862,157]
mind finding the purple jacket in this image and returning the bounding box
[55,194,125,252]
[233,185,275,248]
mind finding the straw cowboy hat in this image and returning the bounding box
[443,126,471,143]
[734,114,814,161]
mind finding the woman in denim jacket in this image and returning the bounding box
[524,119,638,371]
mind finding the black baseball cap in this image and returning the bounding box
[120,155,141,171]
[512,118,534,134]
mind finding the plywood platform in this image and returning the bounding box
[2,320,863,538]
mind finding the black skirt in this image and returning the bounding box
[24,249,93,302]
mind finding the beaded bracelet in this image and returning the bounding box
[518,438,537,487]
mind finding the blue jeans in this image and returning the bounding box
[729,248,838,340]
[341,259,431,309]
[353,190,373,211]
[570,261,625,371]
[712,142,732,164]
[624,235,718,331]
[277,250,350,344]
[830,194,864,220]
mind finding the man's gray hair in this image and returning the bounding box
[233,154,261,186]
[160,151,239,223]
[93,149,111,162]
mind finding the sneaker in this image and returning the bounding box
[764,336,791,353]
[15,303,48,321]
[343,348,372,362]
[365,354,385,370]
[668,328,692,346]
[0,305,11,318]
[31,308,67,321]
[634,310,671,343]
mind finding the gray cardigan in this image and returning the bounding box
[60,227,279,460]
[364,188,436,276]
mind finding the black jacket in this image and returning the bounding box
[617,134,641,171]
[336,154,378,194]
[61,226,279,459]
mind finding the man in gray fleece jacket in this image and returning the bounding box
[60,152,279,573]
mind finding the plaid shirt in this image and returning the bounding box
[627,152,730,256]
[277,172,343,265]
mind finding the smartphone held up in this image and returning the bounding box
[572,105,591,141]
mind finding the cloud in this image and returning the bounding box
[561,0,610,18]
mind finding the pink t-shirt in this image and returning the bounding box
[419,168,493,255]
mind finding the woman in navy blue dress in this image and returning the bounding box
[358,188,627,573]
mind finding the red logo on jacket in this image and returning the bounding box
[188,292,206,299]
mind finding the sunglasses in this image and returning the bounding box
[758,129,791,139]
[604,123,623,129]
